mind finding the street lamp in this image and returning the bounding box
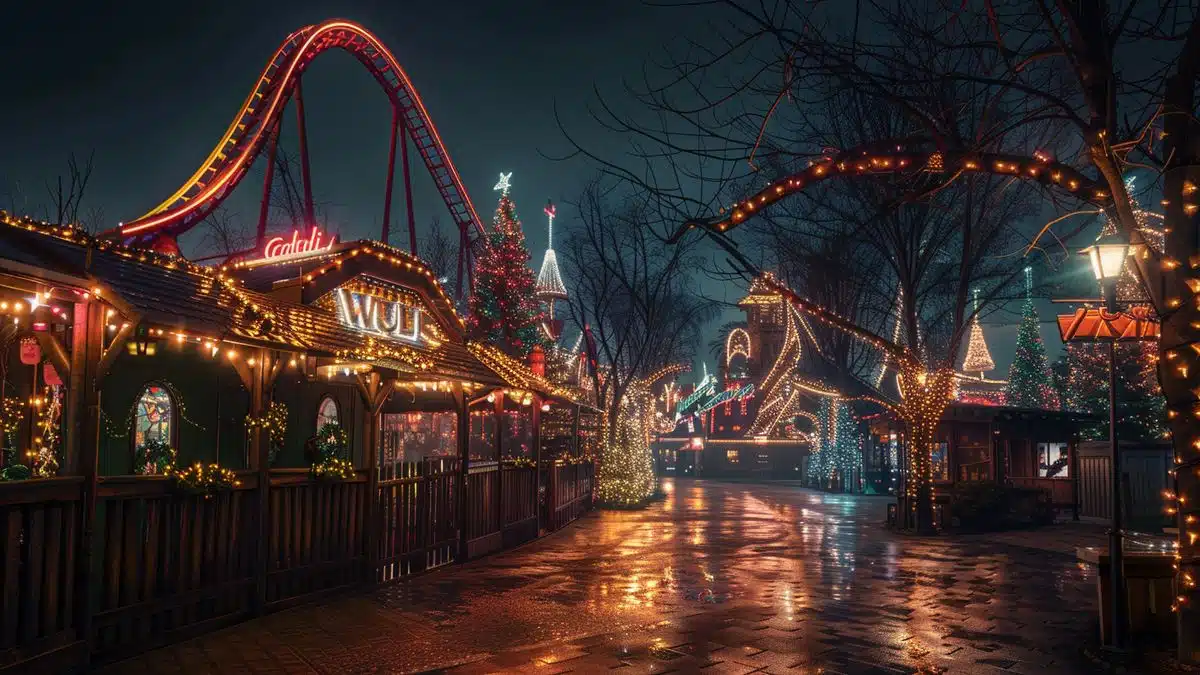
[1082,230,1130,651]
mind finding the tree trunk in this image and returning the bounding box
[897,368,955,534]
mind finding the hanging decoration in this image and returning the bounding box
[311,422,353,480]
[246,401,288,466]
[135,438,177,475]
[30,386,62,478]
[19,337,40,365]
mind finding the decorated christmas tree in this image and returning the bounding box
[1006,268,1061,410]
[808,398,861,491]
[468,172,546,357]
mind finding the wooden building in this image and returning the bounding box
[0,215,600,672]
[866,403,1088,528]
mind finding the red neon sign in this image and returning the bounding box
[243,228,337,267]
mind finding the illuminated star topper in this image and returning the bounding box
[493,172,513,196]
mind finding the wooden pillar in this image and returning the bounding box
[531,395,542,534]
[63,302,89,473]
[360,372,391,582]
[455,386,469,561]
[494,393,504,533]
[74,299,105,661]
[246,348,270,615]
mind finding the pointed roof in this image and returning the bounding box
[535,200,567,300]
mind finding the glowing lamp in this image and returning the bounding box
[1082,232,1130,282]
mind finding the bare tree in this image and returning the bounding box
[45,152,95,226]
[419,217,457,283]
[195,206,253,258]
[561,180,717,440]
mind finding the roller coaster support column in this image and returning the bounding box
[294,78,315,225]
[381,107,400,245]
[256,120,281,248]
[457,227,467,299]
[402,113,417,256]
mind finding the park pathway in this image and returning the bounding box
[102,480,1101,674]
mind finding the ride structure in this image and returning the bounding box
[101,19,484,298]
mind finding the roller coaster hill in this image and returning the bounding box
[101,19,485,296]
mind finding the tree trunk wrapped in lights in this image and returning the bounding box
[896,366,955,532]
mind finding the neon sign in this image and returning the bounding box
[334,288,424,345]
[243,228,337,267]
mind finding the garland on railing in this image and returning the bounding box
[169,462,240,497]
[0,448,30,481]
[503,456,537,469]
[135,438,177,475]
[311,422,352,481]
[245,401,287,467]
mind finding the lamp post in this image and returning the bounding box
[1082,232,1130,651]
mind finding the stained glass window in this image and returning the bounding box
[317,396,339,429]
[134,384,173,449]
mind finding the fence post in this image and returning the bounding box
[532,395,542,534]
[246,348,270,615]
[455,386,469,562]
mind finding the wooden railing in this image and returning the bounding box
[1009,476,1075,508]
[547,462,594,531]
[375,458,459,581]
[265,471,368,609]
[91,475,258,660]
[0,477,85,671]
[0,459,596,671]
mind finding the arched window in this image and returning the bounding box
[317,396,340,429]
[133,383,174,449]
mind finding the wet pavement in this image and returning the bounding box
[103,480,1102,674]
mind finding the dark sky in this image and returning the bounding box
[0,1,1047,375]
[0,1,706,255]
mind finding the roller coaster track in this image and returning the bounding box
[106,19,483,251]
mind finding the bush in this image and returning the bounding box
[950,483,1054,531]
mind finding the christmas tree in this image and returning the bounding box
[1006,268,1061,410]
[468,172,546,357]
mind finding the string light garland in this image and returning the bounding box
[170,462,241,497]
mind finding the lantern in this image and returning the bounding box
[43,363,61,387]
[1082,231,1130,283]
[529,344,545,377]
[19,338,41,365]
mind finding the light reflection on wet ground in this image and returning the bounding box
[105,479,1099,674]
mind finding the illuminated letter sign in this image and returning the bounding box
[334,289,424,345]
[243,228,338,267]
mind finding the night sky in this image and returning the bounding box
[0,1,1047,374]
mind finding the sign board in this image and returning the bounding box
[241,228,338,268]
[693,383,755,416]
[334,288,425,346]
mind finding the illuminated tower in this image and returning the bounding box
[535,200,568,340]
[961,288,996,379]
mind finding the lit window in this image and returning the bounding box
[1037,442,1070,478]
[134,384,173,450]
[931,441,950,482]
[317,396,339,429]
[726,449,739,463]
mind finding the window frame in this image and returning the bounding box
[1036,441,1071,479]
[316,394,341,430]
[131,381,178,454]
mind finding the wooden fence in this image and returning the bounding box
[0,460,594,672]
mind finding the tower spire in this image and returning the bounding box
[536,199,568,339]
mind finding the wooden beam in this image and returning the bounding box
[371,379,397,416]
[455,384,469,561]
[34,330,70,380]
[96,319,136,381]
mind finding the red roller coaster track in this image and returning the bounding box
[104,19,483,292]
